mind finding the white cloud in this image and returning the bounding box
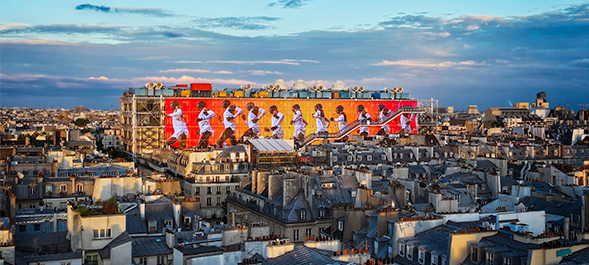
[88,76,109,80]
[372,60,484,68]
[159,69,233,74]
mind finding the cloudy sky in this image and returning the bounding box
[1,0,588,110]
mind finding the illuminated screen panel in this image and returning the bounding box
[165,98,418,148]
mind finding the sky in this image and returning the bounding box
[1,0,588,110]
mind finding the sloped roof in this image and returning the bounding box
[99,231,132,259]
[262,245,346,265]
[248,139,294,152]
[132,236,173,257]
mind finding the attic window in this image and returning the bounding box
[381,155,387,160]
[148,221,157,232]
[367,155,372,161]
[357,155,363,161]
[299,210,306,220]
[338,221,344,231]
[347,156,353,162]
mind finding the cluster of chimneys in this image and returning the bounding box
[399,215,441,222]
[334,247,369,256]
[305,235,334,241]
[454,227,492,234]
[247,235,283,242]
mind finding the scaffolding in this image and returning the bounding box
[418,99,440,134]
[120,94,166,155]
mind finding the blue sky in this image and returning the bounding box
[1,0,588,110]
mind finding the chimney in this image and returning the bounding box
[268,174,282,200]
[166,229,176,248]
[564,217,570,240]
[252,170,258,193]
[583,191,589,232]
[283,178,301,207]
[354,186,373,208]
[546,190,553,203]
[257,172,267,195]
[53,211,58,232]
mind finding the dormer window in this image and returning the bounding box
[357,155,363,161]
[367,155,372,161]
[148,221,157,232]
[163,220,173,228]
[399,243,405,257]
[338,221,344,231]
[319,209,325,218]
[299,210,306,220]
[381,155,387,160]
[347,156,353,161]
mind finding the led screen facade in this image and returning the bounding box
[165,98,418,148]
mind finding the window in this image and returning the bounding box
[432,255,439,265]
[504,257,512,265]
[399,243,405,257]
[217,186,222,194]
[338,221,344,231]
[77,184,83,193]
[45,185,52,193]
[226,186,231,193]
[306,228,312,237]
[60,262,72,265]
[347,156,352,161]
[216,197,221,205]
[157,255,166,265]
[486,252,493,265]
[207,187,212,194]
[29,186,36,195]
[148,221,157,232]
[418,250,425,264]
[381,155,387,160]
[60,184,67,192]
[93,228,112,239]
[138,257,147,265]
[367,155,372,161]
[357,155,362,161]
[319,209,325,218]
[406,245,413,260]
[34,224,40,231]
[207,197,212,206]
[163,220,173,228]
[19,225,26,232]
[195,187,200,195]
[86,255,99,265]
[293,229,300,241]
[299,210,306,220]
[471,246,478,262]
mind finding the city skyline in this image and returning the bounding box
[1,0,588,110]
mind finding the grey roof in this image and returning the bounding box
[501,177,519,187]
[520,196,582,216]
[248,139,295,152]
[18,252,82,265]
[99,231,132,259]
[173,245,223,255]
[262,245,346,265]
[126,206,148,234]
[560,246,589,264]
[477,160,498,169]
[132,236,173,257]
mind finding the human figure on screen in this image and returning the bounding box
[291,104,307,142]
[330,105,348,142]
[376,104,391,135]
[194,101,215,150]
[357,104,372,137]
[166,100,189,149]
[217,100,243,148]
[400,113,415,135]
[264,105,285,139]
[313,104,330,134]
[241,102,266,141]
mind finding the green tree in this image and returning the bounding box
[72,118,91,127]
